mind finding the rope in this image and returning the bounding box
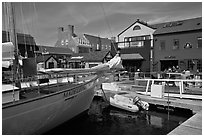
[99,3,117,53]
[3,2,10,42]
[20,3,28,58]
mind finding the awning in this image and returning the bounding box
[121,53,143,60]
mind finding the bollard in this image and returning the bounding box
[134,72,139,85]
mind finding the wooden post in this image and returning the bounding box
[179,81,183,99]
[145,79,150,95]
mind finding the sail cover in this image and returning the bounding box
[2,42,14,60]
[2,42,22,68]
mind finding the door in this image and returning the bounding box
[48,62,54,69]
[160,60,178,71]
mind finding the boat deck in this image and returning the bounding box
[3,82,81,106]
[21,82,79,97]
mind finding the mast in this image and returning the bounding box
[8,2,21,88]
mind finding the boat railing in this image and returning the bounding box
[2,69,98,89]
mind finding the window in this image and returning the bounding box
[197,59,202,72]
[173,39,179,50]
[124,37,129,42]
[160,41,165,50]
[65,39,69,45]
[61,40,64,45]
[130,41,144,47]
[124,42,130,47]
[133,25,141,30]
[197,37,202,48]
[101,45,104,49]
[145,35,151,40]
[187,59,195,71]
[131,37,136,42]
[96,44,99,50]
[30,46,33,51]
[184,43,192,49]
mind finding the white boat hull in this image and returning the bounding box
[110,96,139,113]
[2,77,97,135]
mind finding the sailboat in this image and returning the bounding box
[2,2,123,135]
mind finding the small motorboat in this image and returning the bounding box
[110,94,139,112]
[133,96,149,111]
[109,94,149,113]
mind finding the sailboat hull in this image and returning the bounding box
[2,77,97,135]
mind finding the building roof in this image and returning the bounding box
[36,55,57,63]
[70,50,111,62]
[152,17,202,35]
[121,53,143,60]
[72,33,91,47]
[2,31,36,45]
[117,17,202,37]
[84,34,112,46]
[37,45,74,55]
[117,19,155,37]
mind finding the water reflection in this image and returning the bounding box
[45,97,190,135]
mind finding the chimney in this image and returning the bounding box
[58,27,64,39]
[67,25,74,36]
[111,37,116,42]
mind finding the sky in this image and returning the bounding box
[2,1,202,46]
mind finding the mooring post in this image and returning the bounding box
[145,79,150,95]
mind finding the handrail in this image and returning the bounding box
[134,78,202,99]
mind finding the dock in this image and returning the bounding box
[168,110,202,135]
[96,82,202,135]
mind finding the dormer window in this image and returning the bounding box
[133,25,141,30]
[184,43,192,49]
[96,44,99,50]
[65,39,69,45]
[61,40,64,45]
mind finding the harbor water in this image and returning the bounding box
[45,97,192,135]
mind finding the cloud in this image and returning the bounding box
[4,2,201,46]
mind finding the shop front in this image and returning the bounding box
[121,53,144,72]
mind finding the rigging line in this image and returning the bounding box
[20,3,28,58]
[25,3,33,49]
[33,2,38,58]
[4,2,10,42]
[33,2,40,93]
[99,3,117,53]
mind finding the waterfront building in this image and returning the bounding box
[68,50,113,68]
[35,45,73,68]
[55,25,90,53]
[116,17,202,73]
[152,17,202,73]
[36,55,58,70]
[55,25,115,54]
[84,34,112,52]
[117,19,155,72]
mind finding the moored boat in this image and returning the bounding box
[2,53,123,135]
[2,2,123,134]
[110,94,139,113]
[109,94,149,112]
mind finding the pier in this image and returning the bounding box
[95,80,202,135]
